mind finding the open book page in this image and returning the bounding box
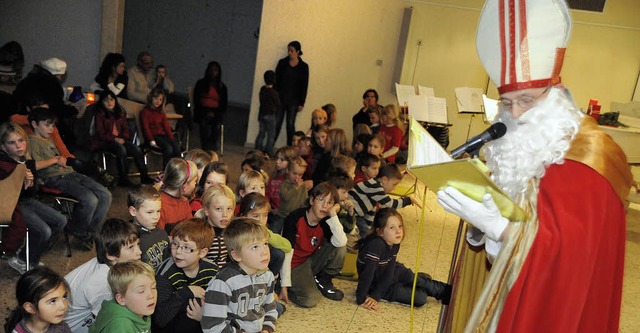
[483,94,499,122]
[395,83,417,107]
[407,95,448,124]
[407,117,526,221]
[455,87,484,113]
[408,117,452,166]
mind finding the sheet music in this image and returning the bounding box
[407,95,448,124]
[407,95,430,122]
[395,83,417,107]
[455,87,484,113]
[427,97,448,124]
[417,85,435,97]
[483,94,499,122]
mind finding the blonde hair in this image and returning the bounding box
[310,108,328,127]
[236,170,267,197]
[162,158,198,193]
[288,156,308,172]
[0,121,30,160]
[327,128,350,157]
[224,217,270,255]
[381,104,404,132]
[108,261,155,297]
[195,183,236,219]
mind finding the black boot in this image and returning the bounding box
[417,272,452,305]
[314,272,344,301]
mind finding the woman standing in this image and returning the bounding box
[275,40,309,145]
[194,61,228,151]
[91,52,129,99]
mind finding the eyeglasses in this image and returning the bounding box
[316,196,335,207]
[498,87,550,111]
[170,242,197,253]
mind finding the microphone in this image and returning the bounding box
[450,122,507,159]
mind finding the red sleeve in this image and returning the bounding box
[140,108,154,142]
[497,160,626,333]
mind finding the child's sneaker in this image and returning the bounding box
[8,256,27,274]
[314,273,344,301]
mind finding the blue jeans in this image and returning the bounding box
[275,103,299,145]
[44,172,112,236]
[255,114,276,155]
[17,197,67,264]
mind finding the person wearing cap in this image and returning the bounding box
[275,40,309,146]
[437,0,632,331]
[13,57,78,148]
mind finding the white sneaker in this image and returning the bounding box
[8,256,27,275]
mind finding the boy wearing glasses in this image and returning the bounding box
[282,182,347,308]
[153,218,217,333]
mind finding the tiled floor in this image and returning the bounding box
[1,144,638,332]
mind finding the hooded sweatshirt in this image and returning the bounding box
[88,300,151,333]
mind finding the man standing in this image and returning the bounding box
[437,0,633,332]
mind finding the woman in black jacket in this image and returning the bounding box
[275,40,309,145]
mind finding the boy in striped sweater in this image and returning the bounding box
[349,164,418,239]
[202,218,278,333]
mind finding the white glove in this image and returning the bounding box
[437,186,509,241]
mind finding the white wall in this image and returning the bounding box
[0,0,103,88]
[122,0,262,104]
[246,0,410,147]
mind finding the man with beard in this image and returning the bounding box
[437,0,633,332]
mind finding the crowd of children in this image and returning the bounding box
[2,81,453,332]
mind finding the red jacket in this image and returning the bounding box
[140,107,173,142]
[91,109,131,150]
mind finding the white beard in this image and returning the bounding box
[484,87,583,199]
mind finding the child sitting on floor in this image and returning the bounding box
[153,218,217,333]
[158,158,196,234]
[128,185,168,271]
[195,184,236,268]
[201,218,278,333]
[356,208,451,310]
[90,261,157,332]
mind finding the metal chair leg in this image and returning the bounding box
[25,227,29,270]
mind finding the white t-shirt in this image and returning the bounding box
[64,257,112,333]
